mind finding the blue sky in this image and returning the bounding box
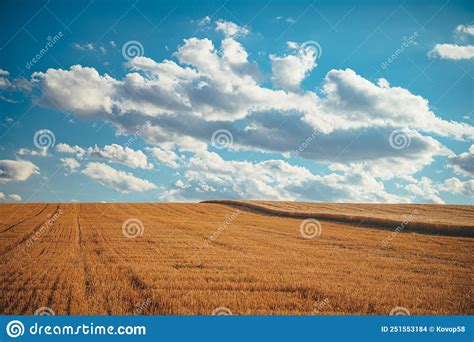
[0,0,473,204]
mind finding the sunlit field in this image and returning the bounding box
[1,202,472,315]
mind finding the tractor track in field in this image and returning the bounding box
[202,200,474,237]
[1,204,49,234]
[0,204,61,257]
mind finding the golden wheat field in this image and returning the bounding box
[0,202,473,315]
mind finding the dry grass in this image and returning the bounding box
[0,202,472,315]
[203,200,474,236]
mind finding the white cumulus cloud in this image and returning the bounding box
[82,162,156,193]
[56,143,152,169]
[146,147,181,168]
[448,144,474,177]
[428,44,474,60]
[270,43,317,91]
[0,160,39,182]
[455,24,474,36]
[215,19,249,37]
[9,194,22,201]
[87,144,152,169]
[24,27,474,203]
[60,157,81,174]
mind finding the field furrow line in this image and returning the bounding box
[1,204,49,233]
[0,204,61,257]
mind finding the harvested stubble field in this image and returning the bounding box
[0,202,473,315]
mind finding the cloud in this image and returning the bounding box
[275,16,296,24]
[82,162,156,193]
[72,42,95,51]
[56,143,152,169]
[60,157,81,174]
[0,77,9,89]
[455,24,474,36]
[146,147,181,168]
[215,19,249,37]
[8,194,22,201]
[440,177,473,196]
[448,144,474,177]
[17,148,48,157]
[0,160,39,182]
[0,70,32,95]
[161,150,409,203]
[32,66,118,117]
[404,177,444,204]
[56,143,86,158]
[428,44,474,60]
[33,35,472,136]
[429,24,474,60]
[270,44,317,91]
[314,69,473,139]
[28,31,474,202]
[87,144,152,169]
[0,192,22,201]
[195,16,211,27]
[404,175,474,202]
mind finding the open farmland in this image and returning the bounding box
[0,202,473,315]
